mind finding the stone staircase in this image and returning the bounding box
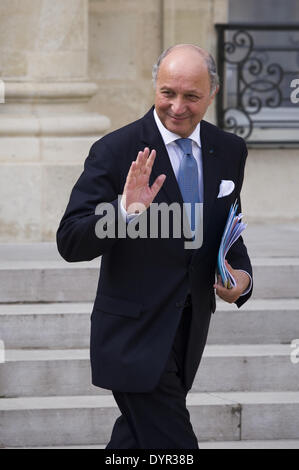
[0,224,299,449]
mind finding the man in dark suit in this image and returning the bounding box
[57,44,252,449]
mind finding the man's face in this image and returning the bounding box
[154,51,217,138]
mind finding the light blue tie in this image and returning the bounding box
[176,138,200,233]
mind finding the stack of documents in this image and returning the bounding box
[217,200,247,289]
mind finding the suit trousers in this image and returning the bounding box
[105,297,199,449]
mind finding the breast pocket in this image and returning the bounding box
[92,294,143,320]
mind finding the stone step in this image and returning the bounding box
[0,256,299,302]
[0,303,93,349]
[0,223,298,261]
[250,257,299,299]
[1,345,298,398]
[0,260,99,303]
[242,223,299,259]
[1,298,298,348]
[0,243,61,262]
[10,439,299,449]
[0,222,298,303]
[1,392,299,447]
[210,298,299,345]
[199,439,299,449]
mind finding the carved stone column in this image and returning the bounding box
[0,0,110,241]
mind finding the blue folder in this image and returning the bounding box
[217,200,247,289]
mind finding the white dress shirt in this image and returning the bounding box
[153,109,204,202]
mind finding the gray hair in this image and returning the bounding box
[152,45,219,95]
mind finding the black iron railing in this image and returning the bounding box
[215,24,299,146]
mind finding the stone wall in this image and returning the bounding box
[243,148,299,223]
[88,0,228,131]
[0,0,110,242]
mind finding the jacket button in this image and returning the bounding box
[176,301,183,308]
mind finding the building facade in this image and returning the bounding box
[0,0,298,242]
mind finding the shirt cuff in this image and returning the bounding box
[120,197,139,223]
[239,270,253,296]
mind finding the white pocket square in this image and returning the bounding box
[217,180,235,198]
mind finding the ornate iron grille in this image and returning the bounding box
[215,24,299,146]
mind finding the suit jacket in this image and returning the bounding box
[57,107,253,393]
